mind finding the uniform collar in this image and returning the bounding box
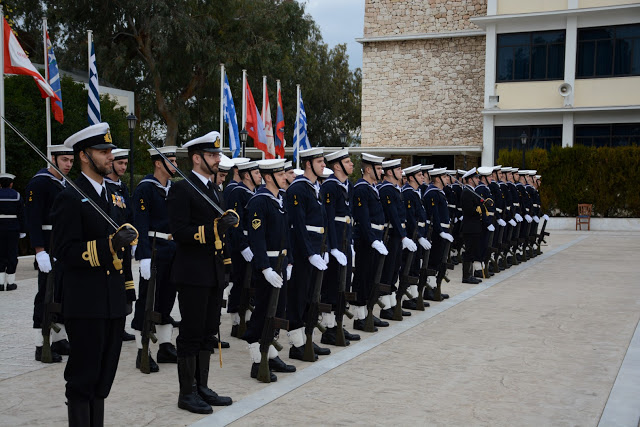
[191,169,212,188]
[81,172,107,197]
[253,186,283,209]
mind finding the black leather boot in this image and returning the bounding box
[343,328,360,341]
[67,399,90,427]
[136,349,159,372]
[321,327,349,346]
[35,346,62,363]
[269,356,296,373]
[90,398,104,427]
[250,363,277,382]
[195,351,233,406]
[177,356,212,414]
[462,262,481,284]
[353,319,377,332]
[51,339,70,355]
[157,342,178,363]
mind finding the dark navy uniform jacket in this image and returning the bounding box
[422,184,450,235]
[451,182,463,222]
[132,174,175,261]
[507,182,522,216]
[444,185,457,225]
[105,178,135,301]
[0,187,25,232]
[489,180,505,222]
[286,175,328,257]
[352,178,385,244]
[378,181,407,238]
[104,178,132,221]
[525,185,541,217]
[223,179,239,202]
[246,187,290,273]
[499,181,513,221]
[24,169,65,251]
[474,183,494,227]
[50,174,127,319]
[227,182,255,253]
[461,185,483,234]
[516,182,532,216]
[402,183,426,239]
[320,175,353,253]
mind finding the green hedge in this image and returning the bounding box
[497,146,640,217]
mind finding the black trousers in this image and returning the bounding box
[287,256,314,331]
[352,238,375,306]
[428,236,446,269]
[32,267,64,328]
[380,234,402,294]
[131,257,177,330]
[228,252,251,314]
[64,317,125,401]
[243,266,287,344]
[176,284,221,357]
[463,232,480,262]
[321,250,352,308]
[0,230,18,274]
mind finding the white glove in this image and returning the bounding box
[19,233,26,239]
[543,214,550,221]
[533,215,540,223]
[286,264,293,280]
[330,248,347,266]
[508,219,517,227]
[140,258,151,280]
[524,214,532,223]
[371,240,388,255]
[131,244,137,258]
[402,237,417,252]
[454,217,458,223]
[497,219,506,227]
[308,254,328,270]
[351,244,355,260]
[459,216,464,221]
[487,224,495,232]
[323,252,329,264]
[439,232,454,242]
[515,213,523,222]
[418,237,431,250]
[262,267,283,288]
[241,247,254,262]
[35,251,52,273]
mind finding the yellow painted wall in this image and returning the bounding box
[497,0,568,15]
[579,0,639,8]
[495,81,566,109]
[574,77,640,107]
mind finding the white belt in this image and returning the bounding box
[496,208,503,213]
[306,225,325,234]
[533,204,539,208]
[417,222,426,227]
[371,223,384,231]
[513,203,520,206]
[0,214,17,219]
[506,207,511,211]
[448,204,456,208]
[148,231,172,240]
[243,230,248,236]
[334,216,352,224]
[487,212,494,216]
[386,223,405,229]
[42,225,53,230]
[267,249,287,257]
[441,223,450,229]
[457,207,462,211]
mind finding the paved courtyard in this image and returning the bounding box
[0,231,638,426]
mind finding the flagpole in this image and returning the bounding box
[87,30,92,77]
[241,70,246,158]
[261,75,267,160]
[43,17,51,160]
[0,5,5,173]
[296,84,300,169]
[276,79,281,159]
[219,63,224,150]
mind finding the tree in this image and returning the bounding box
[8,0,361,149]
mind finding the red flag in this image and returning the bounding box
[245,80,269,157]
[262,86,275,159]
[275,86,285,158]
[3,18,59,102]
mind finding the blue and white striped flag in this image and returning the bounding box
[87,41,101,125]
[222,73,240,158]
[293,91,311,164]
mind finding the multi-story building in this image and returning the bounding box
[358,0,640,167]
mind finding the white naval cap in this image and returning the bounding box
[403,164,422,176]
[457,169,467,176]
[148,145,178,158]
[64,123,116,152]
[320,167,333,178]
[461,167,478,180]
[421,164,435,172]
[111,148,130,160]
[381,159,401,170]
[257,159,286,173]
[237,161,259,172]
[218,153,235,171]
[299,147,324,159]
[361,153,384,165]
[511,168,520,173]
[182,131,222,153]
[324,148,349,163]
[293,168,304,176]
[429,167,447,176]
[230,157,251,166]
[500,166,513,172]
[284,161,294,171]
[535,175,541,179]
[445,169,457,175]
[49,144,74,156]
[493,165,502,171]
[527,170,537,176]
[0,173,16,181]
[477,166,494,176]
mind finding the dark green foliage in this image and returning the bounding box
[497,146,640,217]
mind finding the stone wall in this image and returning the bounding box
[364,0,487,37]
[361,36,485,148]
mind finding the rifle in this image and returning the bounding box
[256,242,289,383]
[335,218,356,347]
[40,247,61,364]
[140,235,162,374]
[364,225,392,332]
[416,221,436,311]
[302,232,332,362]
[434,239,452,301]
[535,218,550,255]
[236,266,254,338]
[483,228,499,276]
[393,227,419,320]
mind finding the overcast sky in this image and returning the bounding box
[300,0,365,70]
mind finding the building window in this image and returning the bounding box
[497,31,565,82]
[494,125,562,161]
[577,24,640,78]
[574,123,640,147]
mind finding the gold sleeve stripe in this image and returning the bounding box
[82,242,95,267]
[200,225,206,244]
[91,240,100,267]
[223,258,231,265]
[125,280,135,290]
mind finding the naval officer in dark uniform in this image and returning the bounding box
[167,131,238,414]
[50,123,139,426]
[0,173,25,291]
[460,168,484,284]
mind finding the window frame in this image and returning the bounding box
[494,125,563,163]
[496,30,566,83]
[576,24,640,79]
[574,123,640,147]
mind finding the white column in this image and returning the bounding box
[564,16,578,107]
[482,115,495,166]
[219,64,225,149]
[562,113,574,147]
[482,23,497,166]
[487,0,497,15]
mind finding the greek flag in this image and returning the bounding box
[46,31,63,123]
[87,41,101,125]
[222,73,240,158]
[293,92,310,163]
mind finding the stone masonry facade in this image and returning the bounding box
[361,0,487,150]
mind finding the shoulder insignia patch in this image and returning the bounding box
[294,195,299,206]
[476,206,482,214]
[139,198,145,211]
[252,218,261,230]
[387,196,391,204]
